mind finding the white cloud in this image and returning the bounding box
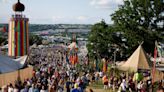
[77,16,88,21]
[90,0,123,9]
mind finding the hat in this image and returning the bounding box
[74,83,78,88]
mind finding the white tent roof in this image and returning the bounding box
[0,44,8,49]
[0,54,26,73]
[117,45,152,72]
[14,55,28,67]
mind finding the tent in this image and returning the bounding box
[117,45,152,72]
[14,55,28,67]
[0,54,26,73]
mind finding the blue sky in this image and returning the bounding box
[0,0,123,24]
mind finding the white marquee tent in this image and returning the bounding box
[0,54,27,73]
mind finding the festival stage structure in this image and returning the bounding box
[8,0,29,57]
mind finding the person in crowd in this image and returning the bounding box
[13,84,19,92]
[137,81,142,92]
[128,77,135,92]
[140,81,146,92]
[119,79,127,92]
[58,79,64,92]
[91,73,95,83]
[33,85,39,92]
[8,83,14,92]
[2,85,8,92]
[40,85,48,92]
[28,84,34,92]
[65,78,72,92]
[113,76,118,90]
[99,71,103,78]
[102,75,108,89]
[71,83,80,92]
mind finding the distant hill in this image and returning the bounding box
[0,24,92,32]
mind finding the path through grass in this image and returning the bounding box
[86,80,116,92]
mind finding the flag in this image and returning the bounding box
[152,41,158,84]
[157,45,164,57]
[103,59,107,73]
[72,54,75,65]
[3,26,6,32]
[0,26,6,32]
[74,53,78,64]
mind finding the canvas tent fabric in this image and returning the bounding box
[0,54,25,73]
[14,55,27,67]
[117,45,152,72]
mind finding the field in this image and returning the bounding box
[86,80,117,92]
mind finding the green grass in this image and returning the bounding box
[90,80,104,89]
[87,80,117,92]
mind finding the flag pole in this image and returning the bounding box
[152,41,157,91]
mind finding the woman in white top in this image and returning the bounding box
[8,84,14,92]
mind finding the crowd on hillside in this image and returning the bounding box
[0,47,163,92]
[0,47,93,92]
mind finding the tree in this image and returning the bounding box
[87,20,126,60]
[87,21,108,59]
[29,34,43,45]
[0,36,7,45]
[87,0,164,61]
[111,0,164,55]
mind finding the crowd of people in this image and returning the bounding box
[0,47,94,92]
[101,72,163,92]
[0,46,163,92]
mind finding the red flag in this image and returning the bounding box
[72,54,75,65]
[3,26,6,32]
[74,53,78,64]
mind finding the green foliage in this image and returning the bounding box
[87,21,128,60]
[87,20,109,59]
[29,34,43,45]
[0,37,7,45]
[111,0,164,55]
[87,0,164,61]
